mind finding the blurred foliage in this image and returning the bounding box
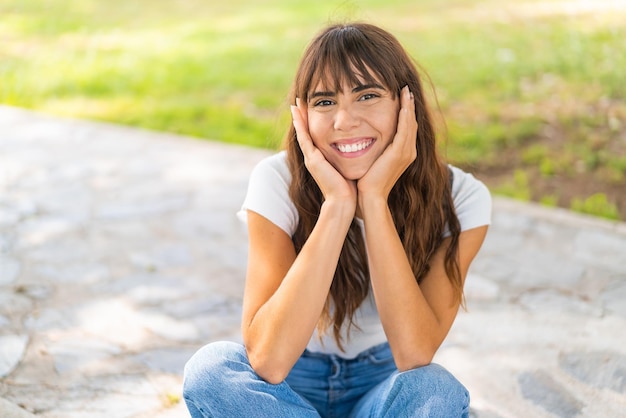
[571,193,620,220]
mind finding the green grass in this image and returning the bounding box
[493,170,532,202]
[2,0,625,219]
[571,193,620,220]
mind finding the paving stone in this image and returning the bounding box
[16,217,80,248]
[0,334,29,377]
[469,255,517,284]
[24,308,73,331]
[20,240,91,263]
[94,273,195,303]
[518,289,603,317]
[469,409,504,418]
[47,338,122,374]
[129,243,193,271]
[464,273,500,301]
[510,249,585,288]
[31,186,91,219]
[574,230,626,273]
[74,298,161,348]
[138,402,188,418]
[88,221,154,246]
[0,208,21,228]
[12,283,53,300]
[0,233,13,253]
[171,210,228,240]
[95,195,189,220]
[0,198,37,220]
[43,392,163,418]
[125,282,192,305]
[0,291,33,316]
[0,398,36,418]
[161,294,238,319]
[469,228,525,256]
[35,263,110,284]
[490,210,534,233]
[131,347,197,374]
[190,313,242,342]
[137,309,200,342]
[0,256,21,285]
[518,370,583,418]
[601,280,626,317]
[559,351,626,394]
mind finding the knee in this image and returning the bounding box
[183,341,246,399]
[395,363,469,408]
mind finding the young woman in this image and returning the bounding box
[183,22,491,417]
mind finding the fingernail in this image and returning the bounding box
[404,86,413,100]
[295,97,301,107]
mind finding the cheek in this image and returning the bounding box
[372,103,399,142]
[380,115,399,143]
[306,113,327,146]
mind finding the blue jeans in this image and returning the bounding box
[183,341,470,417]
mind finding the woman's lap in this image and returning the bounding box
[183,341,469,418]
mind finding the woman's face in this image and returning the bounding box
[306,77,400,180]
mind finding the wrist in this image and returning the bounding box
[321,197,356,224]
[358,193,390,219]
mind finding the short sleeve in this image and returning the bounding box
[449,165,492,232]
[237,151,298,237]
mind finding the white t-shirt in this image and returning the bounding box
[239,151,492,358]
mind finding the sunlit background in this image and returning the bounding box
[2,0,625,219]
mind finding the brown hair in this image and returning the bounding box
[284,23,461,350]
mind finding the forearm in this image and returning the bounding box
[245,199,354,383]
[360,195,445,370]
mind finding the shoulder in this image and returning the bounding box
[239,151,298,236]
[449,165,492,231]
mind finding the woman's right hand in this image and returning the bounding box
[291,99,357,209]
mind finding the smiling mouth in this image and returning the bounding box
[333,139,375,153]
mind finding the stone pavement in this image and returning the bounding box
[0,105,625,418]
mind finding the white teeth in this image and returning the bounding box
[337,140,372,153]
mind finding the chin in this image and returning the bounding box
[339,167,368,181]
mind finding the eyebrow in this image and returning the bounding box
[352,83,385,93]
[309,83,386,100]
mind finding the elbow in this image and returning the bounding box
[393,344,437,372]
[396,354,434,372]
[246,347,291,385]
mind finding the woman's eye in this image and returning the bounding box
[359,93,379,101]
[314,99,334,107]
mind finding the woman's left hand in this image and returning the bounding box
[357,85,418,202]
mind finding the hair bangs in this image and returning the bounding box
[300,26,399,101]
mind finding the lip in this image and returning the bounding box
[331,137,375,157]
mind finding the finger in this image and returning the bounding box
[407,87,418,133]
[290,104,316,158]
[296,97,309,127]
[396,86,418,146]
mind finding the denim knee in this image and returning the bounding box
[183,341,246,401]
[397,363,469,412]
[402,363,467,392]
[182,341,320,418]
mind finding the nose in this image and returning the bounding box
[333,104,360,131]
